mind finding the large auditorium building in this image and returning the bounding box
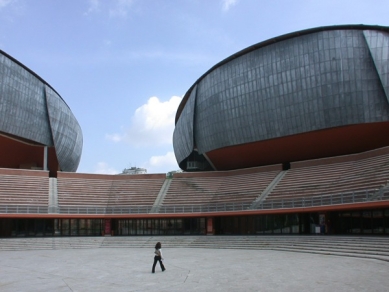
[1,25,389,237]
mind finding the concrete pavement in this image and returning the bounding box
[1,247,389,291]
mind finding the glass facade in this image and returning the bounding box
[2,218,206,237]
[115,218,206,236]
[335,209,389,234]
[7,219,103,237]
[215,209,389,235]
[215,214,301,235]
[1,210,389,237]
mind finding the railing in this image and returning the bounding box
[0,189,388,215]
[0,205,49,214]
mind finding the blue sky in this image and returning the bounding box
[0,0,388,174]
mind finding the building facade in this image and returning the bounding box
[174,25,389,171]
[1,26,389,238]
[0,50,82,173]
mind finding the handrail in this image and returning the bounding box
[0,189,388,215]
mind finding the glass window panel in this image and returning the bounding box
[264,215,273,234]
[273,215,282,234]
[160,219,168,235]
[44,219,54,236]
[291,214,300,234]
[90,219,102,236]
[240,216,248,234]
[70,219,78,236]
[183,218,191,235]
[255,216,264,234]
[200,218,206,235]
[175,219,183,235]
[372,210,384,234]
[79,219,87,236]
[137,219,144,235]
[54,219,60,236]
[145,219,152,235]
[153,219,160,235]
[62,219,70,236]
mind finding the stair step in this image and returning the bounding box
[1,236,389,262]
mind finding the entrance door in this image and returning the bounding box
[301,213,319,234]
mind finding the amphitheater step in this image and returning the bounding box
[1,236,389,262]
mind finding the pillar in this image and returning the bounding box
[207,217,214,235]
[43,146,48,171]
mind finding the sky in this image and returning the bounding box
[0,0,388,175]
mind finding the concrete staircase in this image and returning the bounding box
[250,170,288,209]
[185,236,389,262]
[150,179,172,213]
[1,236,388,262]
[0,237,104,250]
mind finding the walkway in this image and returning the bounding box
[0,237,388,291]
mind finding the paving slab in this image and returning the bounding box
[0,247,388,291]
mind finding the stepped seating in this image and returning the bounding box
[57,173,165,207]
[163,166,281,206]
[57,176,112,206]
[268,147,389,200]
[2,147,389,213]
[1,236,388,262]
[0,169,49,206]
[108,176,166,206]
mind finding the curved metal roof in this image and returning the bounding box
[175,24,389,123]
[0,49,70,109]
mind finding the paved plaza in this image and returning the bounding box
[0,247,388,291]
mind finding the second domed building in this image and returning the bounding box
[173,25,389,171]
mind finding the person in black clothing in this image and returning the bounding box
[152,242,165,273]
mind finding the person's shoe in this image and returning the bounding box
[152,271,155,273]
[162,269,165,272]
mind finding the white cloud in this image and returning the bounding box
[84,0,133,17]
[105,133,122,142]
[85,0,100,15]
[94,162,119,174]
[106,95,182,147]
[0,0,12,8]
[143,151,179,174]
[221,0,239,11]
[103,39,112,47]
[109,0,134,18]
[0,0,25,21]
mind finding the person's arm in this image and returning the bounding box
[160,249,164,260]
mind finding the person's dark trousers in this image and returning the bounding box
[152,256,165,273]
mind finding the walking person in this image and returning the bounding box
[152,242,165,273]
